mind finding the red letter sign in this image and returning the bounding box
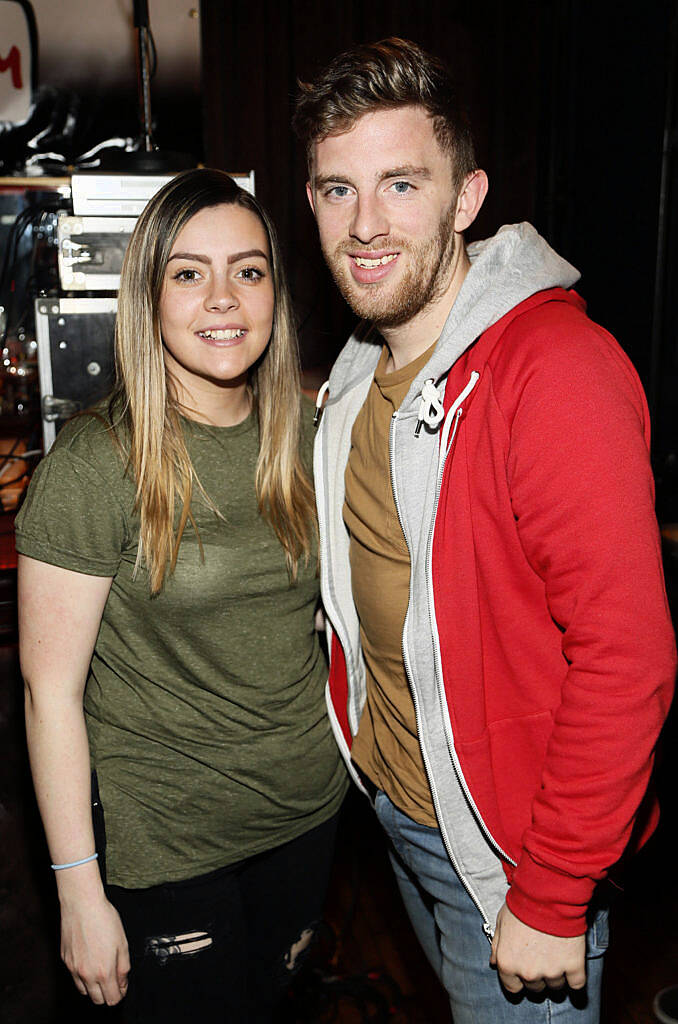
[0,1,35,124]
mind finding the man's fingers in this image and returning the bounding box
[496,960,575,994]
[566,965,587,990]
[498,967,582,996]
[544,973,567,990]
[497,968,525,994]
[497,967,547,994]
[523,978,547,993]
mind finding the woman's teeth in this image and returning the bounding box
[354,254,397,268]
[198,329,246,340]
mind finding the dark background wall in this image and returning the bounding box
[200,0,678,516]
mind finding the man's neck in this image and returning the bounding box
[381,244,471,372]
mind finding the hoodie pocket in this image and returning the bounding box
[486,709,554,847]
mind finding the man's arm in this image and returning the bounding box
[490,308,675,980]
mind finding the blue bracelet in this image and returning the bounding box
[51,852,98,871]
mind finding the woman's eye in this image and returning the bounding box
[237,267,264,282]
[173,268,200,282]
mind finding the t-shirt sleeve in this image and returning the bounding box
[15,445,128,577]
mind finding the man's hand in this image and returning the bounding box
[490,902,586,994]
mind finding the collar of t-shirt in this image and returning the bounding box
[374,340,438,410]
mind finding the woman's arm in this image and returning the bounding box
[19,555,130,1006]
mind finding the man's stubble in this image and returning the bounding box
[322,200,458,330]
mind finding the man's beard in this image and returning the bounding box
[322,202,457,329]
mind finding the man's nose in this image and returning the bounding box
[349,194,389,244]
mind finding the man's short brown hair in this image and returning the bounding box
[293,37,477,191]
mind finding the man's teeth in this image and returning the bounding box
[354,254,397,268]
[199,329,246,340]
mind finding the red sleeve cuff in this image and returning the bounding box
[506,853,595,937]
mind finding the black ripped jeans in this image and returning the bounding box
[105,812,340,1024]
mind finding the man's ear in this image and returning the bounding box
[454,170,489,233]
[306,181,317,217]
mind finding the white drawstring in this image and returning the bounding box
[314,380,330,426]
[415,378,446,436]
[438,371,480,463]
[316,369,479,441]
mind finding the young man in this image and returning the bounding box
[293,38,676,1022]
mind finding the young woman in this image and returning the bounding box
[16,168,347,1023]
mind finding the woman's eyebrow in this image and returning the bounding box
[227,249,269,264]
[166,249,269,265]
[167,251,210,264]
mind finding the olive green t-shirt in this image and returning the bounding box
[15,403,347,888]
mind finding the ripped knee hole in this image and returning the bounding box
[145,930,213,965]
[284,927,315,972]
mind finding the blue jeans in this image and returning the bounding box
[374,790,608,1024]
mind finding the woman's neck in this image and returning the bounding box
[172,378,252,427]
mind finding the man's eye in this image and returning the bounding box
[391,181,413,194]
[327,185,351,198]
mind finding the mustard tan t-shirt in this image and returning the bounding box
[344,343,437,827]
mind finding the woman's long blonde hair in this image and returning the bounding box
[111,168,315,594]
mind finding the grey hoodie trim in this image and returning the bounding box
[316,223,581,936]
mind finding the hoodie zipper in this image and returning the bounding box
[426,380,517,873]
[388,400,492,939]
[314,408,361,741]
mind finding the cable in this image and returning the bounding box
[148,27,158,79]
[0,200,64,348]
[12,208,51,332]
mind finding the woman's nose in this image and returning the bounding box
[205,276,239,311]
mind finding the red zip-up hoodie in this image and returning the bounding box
[324,287,676,936]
